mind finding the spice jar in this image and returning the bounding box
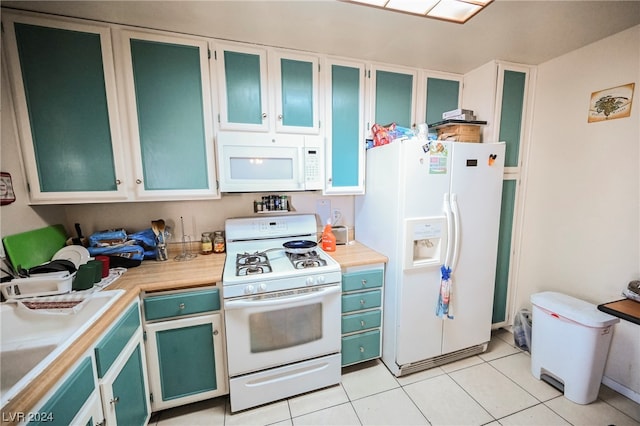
[213,231,225,253]
[201,232,213,255]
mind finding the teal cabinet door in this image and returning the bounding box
[119,30,216,199]
[492,66,528,325]
[493,179,517,324]
[3,14,126,203]
[108,344,149,426]
[217,43,269,132]
[273,52,320,134]
[28,357,95,426]
[372,67,416,128]
[425,77,460,126]
[145,313,227,411]
[325,60,365,194]
[498,70,527,167]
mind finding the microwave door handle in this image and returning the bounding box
[224,285,340,310]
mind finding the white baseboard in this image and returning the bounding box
[602,376,640,404]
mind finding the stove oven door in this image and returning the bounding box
[224,284,341,377]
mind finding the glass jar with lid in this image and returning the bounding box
[201,232,213,255]
[213,231,225,253]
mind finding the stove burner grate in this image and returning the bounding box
[287,250,327,269]
[236,252,271,276]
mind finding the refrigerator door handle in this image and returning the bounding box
[443,193,453,268]
[450,193,461,272]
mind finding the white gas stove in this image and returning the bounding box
[222,214,341,298]
[222,214,342,412]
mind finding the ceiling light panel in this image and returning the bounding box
[427,0,482,22]
[386,0,439,15]
[349,0,388,6]
[341,0,492,24]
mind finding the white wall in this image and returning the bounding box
[517,25,640,399]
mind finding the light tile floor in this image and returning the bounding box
[149,330,640,426]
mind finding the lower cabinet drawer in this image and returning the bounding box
[341,290,381,313]
[342,310,381,334]
[341,330,381,366]
[144,288,220,321]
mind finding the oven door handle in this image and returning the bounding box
[224,285,340,310]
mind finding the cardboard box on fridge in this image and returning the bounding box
[436,124,481,142]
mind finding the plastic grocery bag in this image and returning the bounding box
[513,308,532,352]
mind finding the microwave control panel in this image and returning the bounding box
[304,148,322,190]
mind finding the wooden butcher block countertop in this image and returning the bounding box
[1,241,386,422]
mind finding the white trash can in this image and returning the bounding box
[530,291,619,404]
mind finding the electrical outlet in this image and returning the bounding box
[332,209,342,225]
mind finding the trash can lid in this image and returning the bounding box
[531,291,620,328]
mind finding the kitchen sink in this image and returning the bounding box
[0,289,125,407]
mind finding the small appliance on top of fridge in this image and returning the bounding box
[355,138,505,376]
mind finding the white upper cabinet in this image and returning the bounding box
[215,43,320,134]
[2,12,129,204]
[114,29,218,200]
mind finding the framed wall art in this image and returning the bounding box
[588,83,634,123]
[1,172,16,205]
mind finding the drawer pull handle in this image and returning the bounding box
[110,396,120,405]
[360,320,366,327]
[360,299,365,305]
[361,279,367,287]
[359,346,365,353]
[178,303,185,310]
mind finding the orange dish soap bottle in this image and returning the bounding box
[321,220,336,252]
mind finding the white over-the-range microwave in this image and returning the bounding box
[217,131,323,192]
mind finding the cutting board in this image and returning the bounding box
[2,224,68,271]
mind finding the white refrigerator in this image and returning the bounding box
[355,139,505,376]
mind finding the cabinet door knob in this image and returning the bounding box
[360,299,365,306]
[110,396,120,405]
[262,112,267,119]
[278,114,283,120]
[213,329,219,336]
[115,179,122,185]
[360,320,366,327]
[178,303,185,310]
[136,179,142,184]
[359,346,365,353]
[361,279,367,287]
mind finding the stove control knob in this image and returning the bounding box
[258,283,267,292]
[244,284,255,295]
[317,275,326,284]
[306,276,316,286]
